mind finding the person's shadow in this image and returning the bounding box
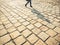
[27,7,51,23]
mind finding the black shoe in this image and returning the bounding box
[30,6,32,7]
[25,5,27,7]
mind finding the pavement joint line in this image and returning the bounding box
[21,41,27,45]
[26,33,33,38]
[33,39,39,45]
[1,24,16,45]
[0,2,32,25]
[20,33,33,45]
[0,7,23,44]
[1,1,52,27]
[0,32,8,37]
[0,0,60,45]
[27,27,49,42]
[0,4,23,28]
[2,2,28,16]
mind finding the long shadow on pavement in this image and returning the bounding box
[27,7,51,23]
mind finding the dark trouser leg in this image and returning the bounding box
[25,1,29,6]
[30,1,32,6]
[30,1,32,7]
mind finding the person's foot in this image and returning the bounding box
[25,5,27,7]
[30,6,32,7]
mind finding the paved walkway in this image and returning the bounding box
[0,0,60,45]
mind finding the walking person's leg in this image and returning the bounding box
[30,0,32,7]
[25,1,29,7]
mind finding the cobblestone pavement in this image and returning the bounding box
[0,0,60,45]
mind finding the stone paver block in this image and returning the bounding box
[48,16,54,19]
[52,22,60,26]
[53,18,59,22]
[7,26,16,33]
[30,20,36,24]
[34,22,42,27]
[23,15,28,19]
[17,25,26,32]
[37,19,43,22]
[27,34,38,44]
[13,22,21,27]
[0,29,7,36]
[0,34,11,44]
[54,34,60,42]
[32,16,38,20]
[14,36,26,45]
[5,23,13,29]
[23,42,30,45]
[38,32,49,41]
[32,28,41,34]
[5,41,15,45]
[3,21,10,25]
[10,31,20,39]
[47,24,55,29]
[40,26,48,31]
[46,29,57,37]
[27,24,35,30]
[0,0,60,45]
[19,18,25,22]
[22,21,30,26]
[16,17,22,20]
[0,25,4,30]
[11,20,17,24]
[54,27,60,33]
[1,18,8,22]
[35,39,46,45]
[26,18,32,21]
[46,38,59,45]
[22,29,32,37]
[41,21,48,25]
[8,17,15,21]
[0,22,2,25]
